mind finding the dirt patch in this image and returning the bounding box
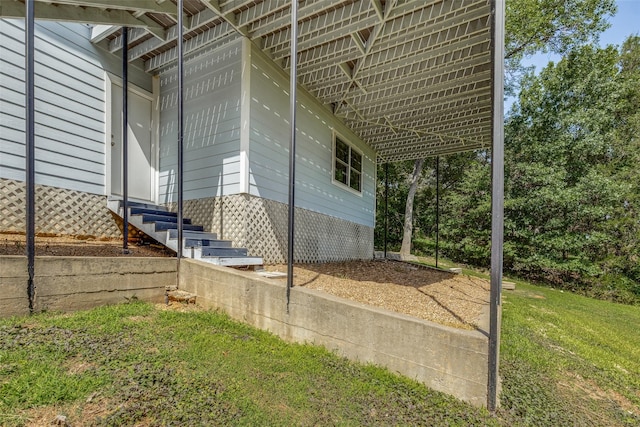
[155,302,204,314]
[266,260,490,329]
[0,232,172,258]
[65,357,96,376]
[17,398,111,427]
[557,372,638,425]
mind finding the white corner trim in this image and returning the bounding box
[91,25,118,43]
[240,37,252,194]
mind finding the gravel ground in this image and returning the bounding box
[266,260,490,330]
[0,233,172,258]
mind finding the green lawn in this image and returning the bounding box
[498,281,640,426]
[0,302,495,426]
[1,279,638,426]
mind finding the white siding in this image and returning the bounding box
[248,48,376,227]
[0,19,151,195]
[158,41,242,202]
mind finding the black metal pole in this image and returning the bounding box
[435,156,439,268]
[177,0,184,259]
[25,0,35,314]
[122,27,129,253]
[384,162,389,258]
[488,0,505,412]
[286,0,298,309]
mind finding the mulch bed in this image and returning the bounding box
[0,232,172,257]
[267,260,490,329]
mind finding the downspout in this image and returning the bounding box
[488,0,505,412]
[286,0,299,311]
[122,27,129,254]
[25,0,35,313]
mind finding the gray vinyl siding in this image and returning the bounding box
[0,19,151,195]
[158,40,242,203]
[248,49,376,227]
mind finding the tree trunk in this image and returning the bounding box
[400,158,424,259]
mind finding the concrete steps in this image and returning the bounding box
[107,200,263,267]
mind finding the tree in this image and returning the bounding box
[441,37,640,302]
[400,159,424,258]
[505,0,616,94]
[387,0,617,260]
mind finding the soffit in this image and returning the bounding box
[2,0,495,162]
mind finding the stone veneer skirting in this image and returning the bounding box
[0,178,120,238]
[169,194,374,264]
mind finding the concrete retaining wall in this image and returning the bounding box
[179,259,489,406]
[0,256,176,317]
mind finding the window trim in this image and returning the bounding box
[331,131,363,196]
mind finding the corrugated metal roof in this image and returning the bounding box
[2,0,495,162]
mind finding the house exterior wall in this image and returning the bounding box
[1,21,376,258]
[163,40,375,262]
[0,19,151,237]
[247,46,376,228]
[0,19,151,192]
[158,39,243,203]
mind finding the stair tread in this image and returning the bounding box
[154,222,203,231]
[201,255,261,259]
[139,214,192,224]
[130,207,177,217]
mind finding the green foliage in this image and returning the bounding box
[377,35,640,304]
[374,160,416,249]
[505,0,616,94]
[502,38,640,301]
[499,283,640,426]
[375,152,478,253]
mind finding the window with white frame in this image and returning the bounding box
[333,134,362,193]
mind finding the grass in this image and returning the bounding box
[1,278,639,426]
[0,301,495,426]
[417,254,640,425]
[498,281,640,426]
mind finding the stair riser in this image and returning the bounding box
[168,229,218,240]
[202,257,263,266]
[184,239,233,248]
[202,248,248,257]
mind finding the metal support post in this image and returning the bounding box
[488,0,505,412]
[435,156,440,268]
[286,0,299,309]
[177,0,184,259]
[122,27,129,253]
[25,0,35,313]
[384,162,389,258]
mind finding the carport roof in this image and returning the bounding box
[2,0,497,162]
